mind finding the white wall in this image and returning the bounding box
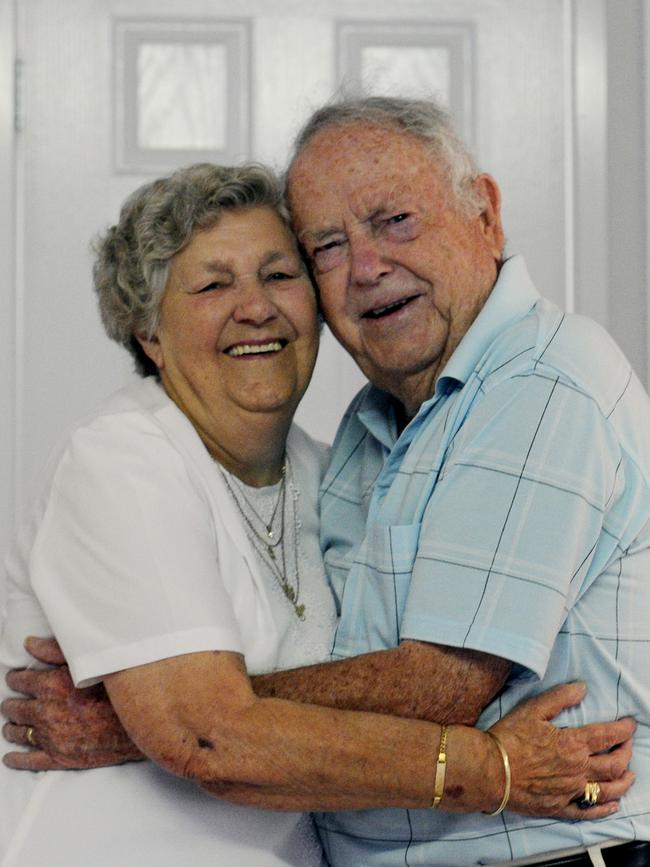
[606,0,648,384]
[0,0,17,570]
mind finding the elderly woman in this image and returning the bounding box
[0,164,634,867]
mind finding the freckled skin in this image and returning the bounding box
[198,738,214,750]
[287,123,505,418]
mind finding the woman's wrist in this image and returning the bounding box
[436,725,506,814]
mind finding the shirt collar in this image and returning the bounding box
[436,254,539,391]
[354,255,540,443]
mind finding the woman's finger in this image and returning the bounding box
[579,717,636,755]
[514,681,587,721]
[586,738,633,781]
[555,769,636,820]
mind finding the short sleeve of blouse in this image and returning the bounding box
[30,408,244,686]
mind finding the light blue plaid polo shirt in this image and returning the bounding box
[316,256,650,866]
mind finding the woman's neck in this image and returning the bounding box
[159,375,294,487]
[198,409,290,487]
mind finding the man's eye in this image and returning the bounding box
[312,238,346,273]
[382,213,417,241]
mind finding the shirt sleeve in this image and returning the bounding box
[30,411,244,686]
[400,371,621,678]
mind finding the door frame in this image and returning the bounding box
[645,0,650,388]
[0,0,18,563]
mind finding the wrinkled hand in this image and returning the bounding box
[491,681,635,820]
[2,636,144,771]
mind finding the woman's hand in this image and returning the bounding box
[488,681,635,820]
[2,636,143,771]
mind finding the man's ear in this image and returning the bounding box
[474,173,505,261]
[135,332,164,371]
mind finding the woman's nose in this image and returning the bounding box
[233,280,277,324]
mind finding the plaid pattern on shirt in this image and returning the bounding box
[315,256,650,867]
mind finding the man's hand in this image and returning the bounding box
[490,682,636,820]
[2,637,143,771]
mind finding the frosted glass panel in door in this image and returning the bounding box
[360,46,452,103]
[137,43,227,150]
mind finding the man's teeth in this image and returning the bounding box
[365,298,410,319]
[227,341,283,357]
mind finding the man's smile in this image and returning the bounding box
[361,294,421,320]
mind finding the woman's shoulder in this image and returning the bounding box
[41,378,197,497]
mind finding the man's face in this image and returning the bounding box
[287,123,504,416]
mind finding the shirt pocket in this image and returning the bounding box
[332,522,422,656]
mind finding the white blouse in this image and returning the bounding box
[1,377,336,867]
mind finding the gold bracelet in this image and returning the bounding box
[430,724,448,809]
[483,730,511,816]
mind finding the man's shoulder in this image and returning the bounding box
[485,301,634,416]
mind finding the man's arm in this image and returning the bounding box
[1,643,637,817]
[253,640,510,725]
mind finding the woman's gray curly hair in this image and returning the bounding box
[93,162,287,377]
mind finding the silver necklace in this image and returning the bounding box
[227,463,286,557]
[219,458,305,619]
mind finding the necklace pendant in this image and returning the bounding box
[295,604,306,620]
[266,526,273,538]
[268,546,276,560]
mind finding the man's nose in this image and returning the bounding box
[349,235,392,287]
[233,280,277,323]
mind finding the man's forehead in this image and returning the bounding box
[287,127,443,233]
[292,186,413,242]
[289,122,431,181]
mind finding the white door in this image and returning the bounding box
[3,0,606,588]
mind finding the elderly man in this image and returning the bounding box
[4,97,650,866]
[278,96,650,865]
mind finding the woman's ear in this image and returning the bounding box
[135,333,164,370]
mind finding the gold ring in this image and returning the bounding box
[25,726,36,747]
[584,781,601,805]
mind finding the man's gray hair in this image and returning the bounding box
[93,162,287,377]
[288,94,482,215]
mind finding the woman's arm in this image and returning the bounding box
[2,638,636,816]
[66,648,637,816]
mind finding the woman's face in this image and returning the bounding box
[139,206,319,437]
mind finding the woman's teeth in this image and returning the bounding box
[226,341,283,357]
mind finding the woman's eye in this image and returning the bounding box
[266,271,295,282]
[197,281,226,293]
[386,213,410,224]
